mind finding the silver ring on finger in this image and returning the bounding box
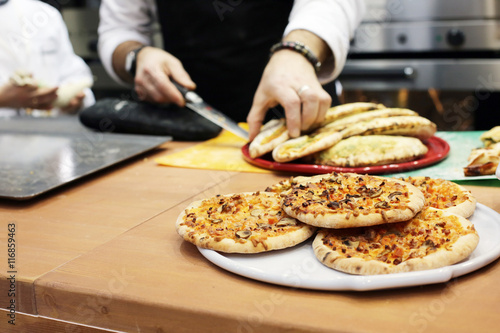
[297,85,310,96]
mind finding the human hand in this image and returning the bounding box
[0,81,58,110]
[133,46,195,106]
[247,49,332,141]
[60,91,85,113]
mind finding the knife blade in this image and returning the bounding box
[172,81,249,141]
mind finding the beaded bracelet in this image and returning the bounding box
[270,41,321,72]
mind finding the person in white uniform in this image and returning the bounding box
[98,0,364,140]
[0,0,95,116]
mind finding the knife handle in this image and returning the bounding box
[171,79,203,104]
[171,80,189,98]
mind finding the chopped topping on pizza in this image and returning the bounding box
[282,173,415,220]
[403,176,473,211]
[318,208,477,266]
[178,192,314,252]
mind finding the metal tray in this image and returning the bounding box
[0,116,171,200]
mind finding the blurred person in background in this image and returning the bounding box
[98,0,364,140]
[0,0,95,117]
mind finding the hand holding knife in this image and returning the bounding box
[171,80,249,141]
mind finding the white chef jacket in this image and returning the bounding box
[0,0,95,114]
[98,0,365,86]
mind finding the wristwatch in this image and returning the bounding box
[125,46,146,77]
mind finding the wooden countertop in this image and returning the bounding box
[1,140,499,333]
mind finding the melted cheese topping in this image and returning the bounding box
[404,177,470,210]
[181,192,305,247]
[282,173,412,218]
[320,208,476,265]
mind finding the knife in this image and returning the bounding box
[172,81,249,141]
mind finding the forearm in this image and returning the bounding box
[285,0,365,82]
[112,41,145,83]
[282,29,332,70]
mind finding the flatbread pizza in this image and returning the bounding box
[280,172,425,228]
[340,115,437,141]
[319,108,418,133]
[306,135,428,167]
[248,118,289,159]
[313,207,479,275]
[463,142,500,176]
[480,126,500,147]
[321,102,386,126]
[402,176,476,218]
[272,130,342,163]
[176,191,316,253]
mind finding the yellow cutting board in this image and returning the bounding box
[155,124,271,173]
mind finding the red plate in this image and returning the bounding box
[242,136,450,175]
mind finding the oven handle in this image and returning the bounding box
[339,66,416,79]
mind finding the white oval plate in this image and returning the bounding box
[198,203,500,291]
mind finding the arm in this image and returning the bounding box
[98,0,192,106]
[247,0,365,140]
[98,0,157,86]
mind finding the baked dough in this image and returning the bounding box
[313,207,479,275]
[176,191,316,253]
[464,142,500,176]
[480,126,500,147]
[320,108,418,133]
[403,176,477,218]
[249,119,289,158]
[340,116,437,141]
[281,172,425,228]
[321,102,386,126]
[272,130,342,163]
[307,135,428,167]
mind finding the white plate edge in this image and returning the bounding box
[198,203,500,291]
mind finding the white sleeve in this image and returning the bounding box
[98,0,158,85]
[50,6,96,108]
[285,0,365,83]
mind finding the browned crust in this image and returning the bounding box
[176,191,317,253]
[249,119,289,159]
[340,116,437,141]
[403,176,477,218]
[281,173,425,228]
[313,208,479,275]
[272,131,342,163]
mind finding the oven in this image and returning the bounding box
[338,0,500,130]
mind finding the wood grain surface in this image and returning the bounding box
[1,140,499,333]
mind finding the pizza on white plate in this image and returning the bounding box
[280,172,426,228]
[313,207,479,275]
[176,191,316,253]
[402,176,476,218]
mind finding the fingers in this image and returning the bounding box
[278,88,302,138]
[248,85,331,141]
[134,48,195,107]
[30,87,58,109]
[297,86,332,131]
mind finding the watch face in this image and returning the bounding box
[125,50,135,75]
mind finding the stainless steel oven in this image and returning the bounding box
[338,0,500,130]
